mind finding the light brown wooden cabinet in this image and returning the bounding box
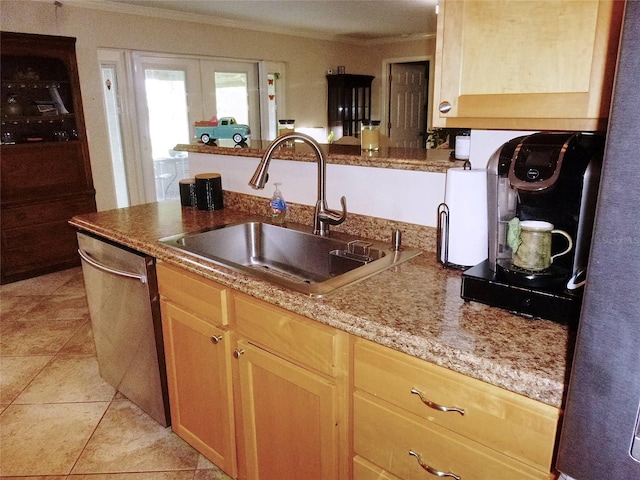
[432,0,624,131]
[157,262,560,480]
[232,292,350,480]
[157,263,237,477]
[234,340,343,479]
[157,262,349,480]
[352,339,561,480]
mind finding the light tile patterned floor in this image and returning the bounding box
[0,268,233,479]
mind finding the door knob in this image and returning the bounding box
[233,349,245,358]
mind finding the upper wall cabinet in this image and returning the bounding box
[433,0,624,131]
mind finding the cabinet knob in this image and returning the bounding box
[409,450,461,480]
[210,335,223,344]
[410,387,465,415]
[233,349,245,359]
[438,101,452,114]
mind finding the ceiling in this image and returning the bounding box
[96,0,438,42]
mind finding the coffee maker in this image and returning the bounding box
[461,132,604,323]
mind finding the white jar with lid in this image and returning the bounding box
[455,132,471,160]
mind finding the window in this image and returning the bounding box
[100,51,265,205]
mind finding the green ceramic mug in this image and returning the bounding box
[512,220,573,271]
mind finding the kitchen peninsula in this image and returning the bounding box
[71,196,568,479]
[175,140,467,229]
[174,140,462,173]
[71,188,573,479]
[72,135,571,478]
[71,198,571,406]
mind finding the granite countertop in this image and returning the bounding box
[70,199,573,409]
[174,141,465,173]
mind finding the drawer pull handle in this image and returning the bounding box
[233,349,245,358]
[211,335,223,344]
[411,388,465,415]
[409,450,461,480]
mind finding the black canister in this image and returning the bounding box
[195,173,224,210]
[179,178,197,207]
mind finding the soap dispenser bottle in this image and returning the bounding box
[270,182,287,225]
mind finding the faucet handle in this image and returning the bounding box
[318,196,347,225]
[314,196,347,236]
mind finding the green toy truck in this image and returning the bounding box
[194,117,251,145]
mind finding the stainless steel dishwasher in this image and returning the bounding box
[77,231,170,426]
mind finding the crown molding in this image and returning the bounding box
[37,0,433,45]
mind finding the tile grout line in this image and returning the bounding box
[50,272,116,478]
[1,353,56,409]
[65,393,116,477]
[1,270,110,477]
[2,269,216,479]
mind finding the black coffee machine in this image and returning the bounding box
[461,132,604,323]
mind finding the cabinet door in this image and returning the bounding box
[433,0,623,130]
[160,300,237,477]
[234,340,341,480]
[327,74,374,138]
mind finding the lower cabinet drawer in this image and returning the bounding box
[2,219,78,265]
[1,194,96,282]
[354,455,402,480]
[1,142,91,202]
[1,194,95,229]
[1,218,81,281]
[157,262,230,327]
[234,292,344,377]
[354,340,559,472]
[353,392,551,480]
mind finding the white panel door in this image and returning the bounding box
[389,63,427,148]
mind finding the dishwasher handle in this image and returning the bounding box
[78,248,148,284]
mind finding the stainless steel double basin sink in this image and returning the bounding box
[159,221,421,297]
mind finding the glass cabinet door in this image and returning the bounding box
[1,55,78,144]
[327,74,374,139]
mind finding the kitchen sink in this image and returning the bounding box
[159,221,421,297]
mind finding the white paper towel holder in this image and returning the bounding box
[437,160,472,270]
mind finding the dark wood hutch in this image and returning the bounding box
[1,31,97,284]
[327,74,374,139]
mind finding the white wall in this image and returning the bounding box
[0,0,431,211]
[189,154,446,227]
[469,130,536,168]
[2,0,530,228]
[184,128,530,227]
